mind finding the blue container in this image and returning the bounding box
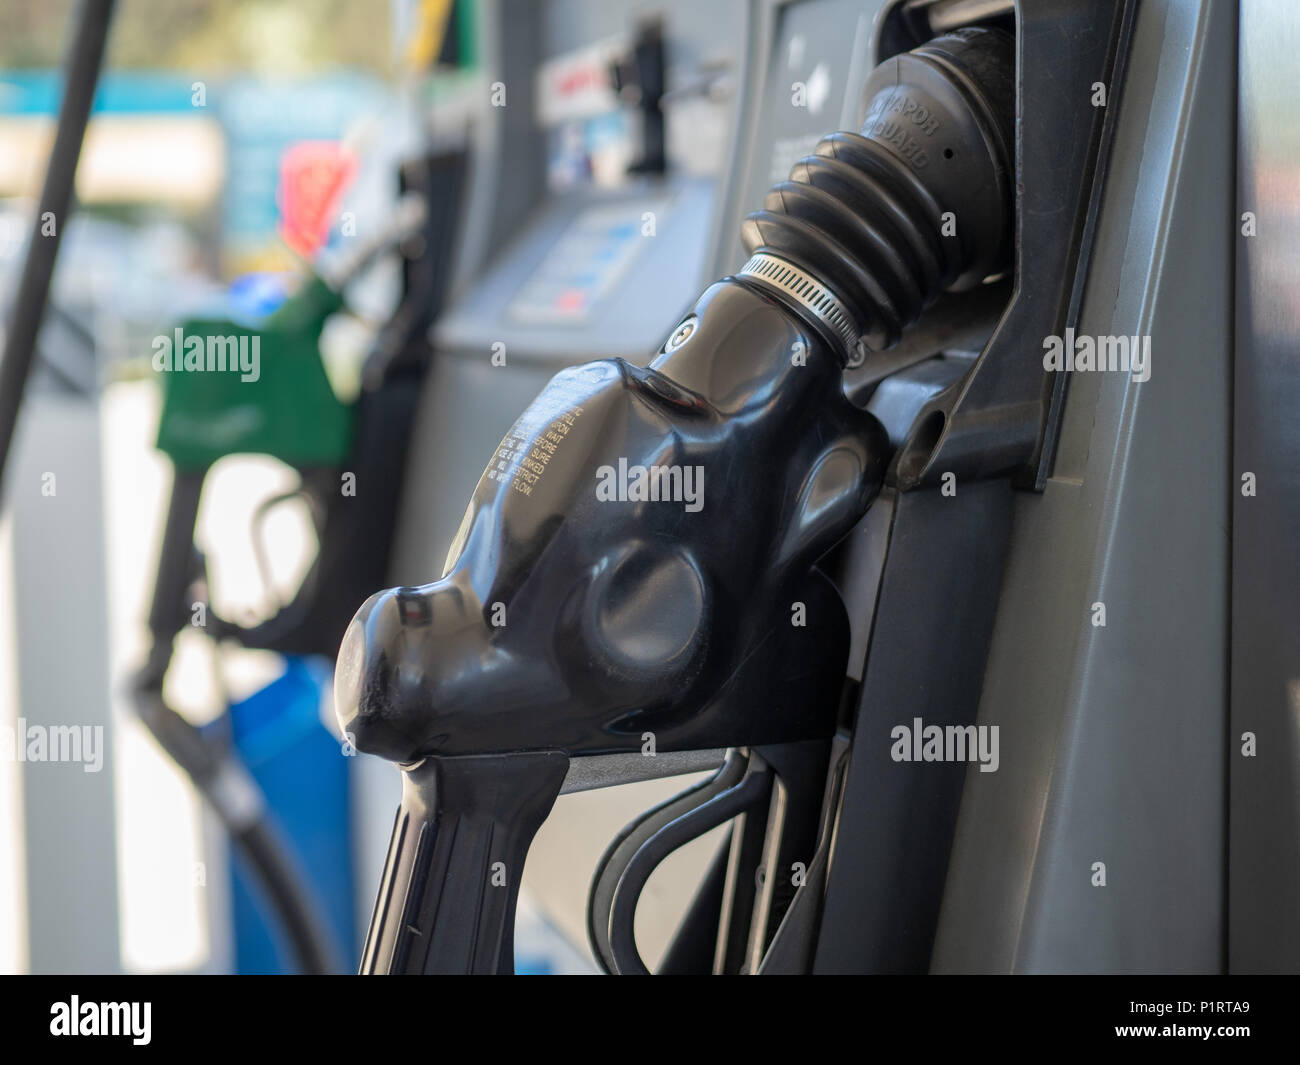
[225,657,357,974]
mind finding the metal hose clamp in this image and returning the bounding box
[737,252,863,366]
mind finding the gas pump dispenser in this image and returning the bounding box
[343,0,1253,976]
[0,0,1275,987]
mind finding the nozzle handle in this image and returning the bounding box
[360,750,568,974]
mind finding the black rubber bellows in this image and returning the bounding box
[740,27,1014,356]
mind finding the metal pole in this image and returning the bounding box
[0,0,116,491]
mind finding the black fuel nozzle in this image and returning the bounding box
[337,286,884,974]
[335,27,1014,974]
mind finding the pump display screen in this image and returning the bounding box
[507,197,674,325]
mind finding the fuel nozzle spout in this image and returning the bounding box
[739,26,1013,359]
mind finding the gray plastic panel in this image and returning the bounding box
[1229,1,1300,974]
[930,0,1233,973]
